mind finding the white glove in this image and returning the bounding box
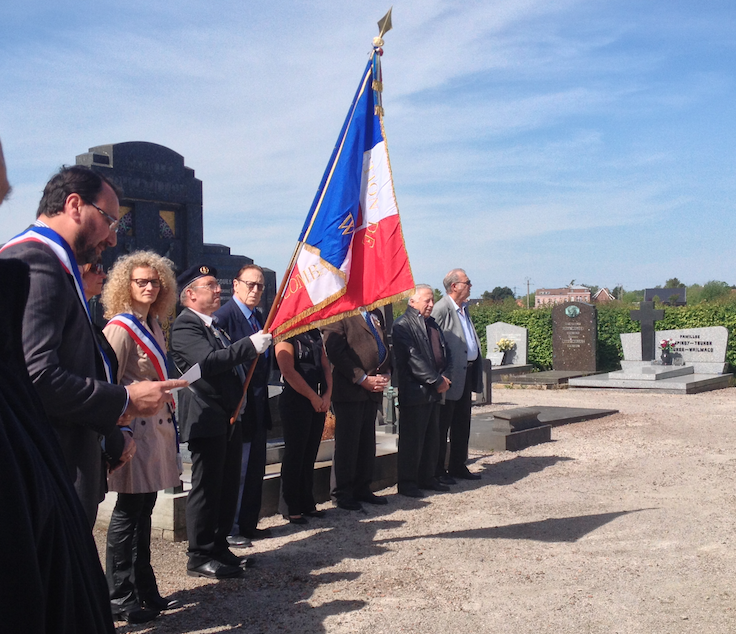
[249,331,272,354]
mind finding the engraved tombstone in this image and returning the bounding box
[552,302,597,372]
[485,322,528,365]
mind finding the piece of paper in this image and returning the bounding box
[171,363,201,391]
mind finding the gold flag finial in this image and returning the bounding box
[373,7,393,46]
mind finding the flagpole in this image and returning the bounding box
[228,8,394,425]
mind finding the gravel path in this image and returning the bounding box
[96,386,736,633]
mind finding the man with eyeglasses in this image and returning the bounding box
[0,146,123,632]
[0,165,186,526]
[431,269,484,482]
[171,265,272,579]
[213,264,273,544]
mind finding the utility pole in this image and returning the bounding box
[525,277,532,309]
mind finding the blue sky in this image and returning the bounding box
[2,1,734,296]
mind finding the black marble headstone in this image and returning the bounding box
[552,302,597,372]
[629,301,664,361]
[76,142,276,319]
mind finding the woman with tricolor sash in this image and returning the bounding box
[100,250,181,624]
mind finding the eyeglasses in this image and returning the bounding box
[235,279,265,292]
[192,283,221,292]
[131,278,161,288]
[455,279,472,287]
[90,202,120,231]
[91,262,105,275]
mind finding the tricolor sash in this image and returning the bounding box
[1,222,114,382]
[106,312,182,468]
[106,313,169,381]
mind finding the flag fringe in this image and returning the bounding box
[273,287,413,344]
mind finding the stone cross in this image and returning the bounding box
[630,301,665,361]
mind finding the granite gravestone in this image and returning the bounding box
[552,302,597,372]
[486,322,528,365]
[620,326,729,374]
[629,301,664,361]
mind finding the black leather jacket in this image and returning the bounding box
[391,305,450,407]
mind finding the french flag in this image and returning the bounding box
[270,50,415,341]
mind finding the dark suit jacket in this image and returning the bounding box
[431,294,484,400]
[0,240,127,475]
[322,311,391,403]
[392,306,449,407]
[170,307,257,442]
[0,258,116,633]
[212,298,272,439]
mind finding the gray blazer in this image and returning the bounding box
[0,240,127,515]
[431,294,483,401]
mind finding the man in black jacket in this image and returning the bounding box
[170,265,271,579]
[392,285,452,498]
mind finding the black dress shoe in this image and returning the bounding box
[187,560,242,579]
[336,499,363,511]
[284,514,308,524]
[420,480,450,492]
[242,527,273,539]
[140,594,182,611]
[356,492,388,505]
[449,468,482,480]
[218,550,256,569]
[397,486,425,498]
[438,474,456,485]
[304,509,326,518]
[226,534,253,548]
[112,606,160,624]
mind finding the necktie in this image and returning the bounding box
[248,312,268,357]
[364,312,387,365]
[211,323,246,383]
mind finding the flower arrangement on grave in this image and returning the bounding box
[496,337,516,352]
[659,338,674,353]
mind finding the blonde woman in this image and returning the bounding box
[101,251,180,624]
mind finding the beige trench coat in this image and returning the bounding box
[104,315,180,494]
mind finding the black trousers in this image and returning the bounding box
[235,408,267,534]
[106,492,158,612]
[398,401,439,489]
[332,400,379,502]
[437,359,476,475]
[279,388,326,516]
[186,423,242,567]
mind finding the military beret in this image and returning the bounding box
[177,264,218,290]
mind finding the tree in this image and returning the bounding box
[612,285,624,300]
[434,288,443,303]
[701,280,731,302]
[480,290,493,301]
[582,283,599,295]
[665,278,686,288]
[490,286,515,302]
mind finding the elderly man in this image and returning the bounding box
[0,145,121,632]
[171,265,271,579]
[0,165,184,526]
[322,309,391,510]
[392,285,452,498]
[432,269,484,482]
[214,264,273,544]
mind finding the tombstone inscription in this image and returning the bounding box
[552,302,597,372]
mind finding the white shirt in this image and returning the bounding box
[449,297,479,361]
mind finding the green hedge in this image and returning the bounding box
[468,302,736,372]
